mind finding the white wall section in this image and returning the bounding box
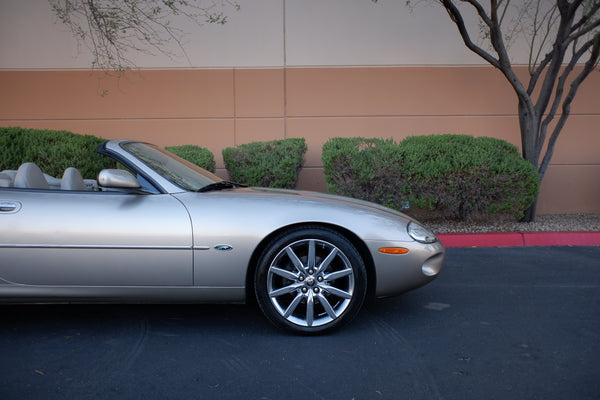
[0,0,521,69]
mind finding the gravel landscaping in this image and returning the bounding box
[416,213,600,234]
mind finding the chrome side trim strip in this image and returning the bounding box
[0,244,192,250]
[0,244,213,250]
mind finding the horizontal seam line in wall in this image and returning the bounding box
[285,114,599,118]
[3,113,598,121]
[283,64,559,69]
[285,114,516,119]
[547,164,600,167]
[0,64,556,71]
[0,117,238,122]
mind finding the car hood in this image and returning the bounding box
[174,186,420,243]
[247,187,415,220]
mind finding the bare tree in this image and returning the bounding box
[50,0,239,71]
[379,0,599,221]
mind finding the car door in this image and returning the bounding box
[0,189,193,286]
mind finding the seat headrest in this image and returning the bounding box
[61,167,87,191]
[14,163,50,189]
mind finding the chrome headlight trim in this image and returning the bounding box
[407,221,438,244]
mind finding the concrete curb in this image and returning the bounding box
[436,231,600,248]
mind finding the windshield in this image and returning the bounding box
[122,142,221,191]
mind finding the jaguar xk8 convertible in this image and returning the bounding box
[0,140,444,333]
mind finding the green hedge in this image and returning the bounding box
[322,134,540,220]
[222,138,307,188]
[165,144,216,173]
[0,127,116,179]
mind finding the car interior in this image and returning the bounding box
[0,162,98,191]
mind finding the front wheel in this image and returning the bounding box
[254,227,367,334]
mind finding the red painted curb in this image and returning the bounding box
[522,231,600,247]
[437,232,523,248]
[436,231,600,248]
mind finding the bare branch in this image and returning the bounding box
[529,2,559,72]
[49,0,240,71]
[569,1,600,33]
[489,0,512,67]
[568,17,600,43]
[498,0,511,26]
[462,0,494,27]
[440,0,501,67]
[538,35,598,157]
[539,34,600,178]
[532,3,573,118]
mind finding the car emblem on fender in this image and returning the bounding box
[214,244,233,251]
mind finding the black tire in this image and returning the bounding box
[254,226,367,334]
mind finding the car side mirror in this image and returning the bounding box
[98,169,141,189]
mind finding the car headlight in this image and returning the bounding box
[407,221,438,244]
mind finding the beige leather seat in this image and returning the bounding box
[61,167,87,191]
[1,170,17,182]
[0,172,12,187]
[44,174,62,190]
[13,163,50,189]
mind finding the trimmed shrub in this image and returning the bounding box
[0,127,116,179]
[222,138,307,188]
[322,137,401,205]
[165,144,216,173]
[322,134,540,220]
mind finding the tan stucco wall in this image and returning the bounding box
[1,67,598,214]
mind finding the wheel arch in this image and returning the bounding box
[245,222,377,304]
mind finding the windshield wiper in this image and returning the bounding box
[197,181,247,193]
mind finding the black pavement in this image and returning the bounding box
[1,246,599,400]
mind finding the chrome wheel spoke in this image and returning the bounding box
[270,266,298,281]
[320,284,352,299]
[306,291,314,327]
[285,247,306,274]
[317,293,337,319]
[283,293,304,318]
[315,248,338,274]
[307,239,316,269]
[323,268,353,281]
[269,283,301,298]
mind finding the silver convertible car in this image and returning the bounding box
[0,140,444,333]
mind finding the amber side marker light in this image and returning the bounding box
[378,247,409,255]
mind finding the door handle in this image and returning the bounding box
[0,201,21,213]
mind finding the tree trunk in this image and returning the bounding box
[518,100,542,223]
[521,196,538,223]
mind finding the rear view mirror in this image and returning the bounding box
[98,169,141,189]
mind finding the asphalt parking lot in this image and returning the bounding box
[1,246,599,400]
